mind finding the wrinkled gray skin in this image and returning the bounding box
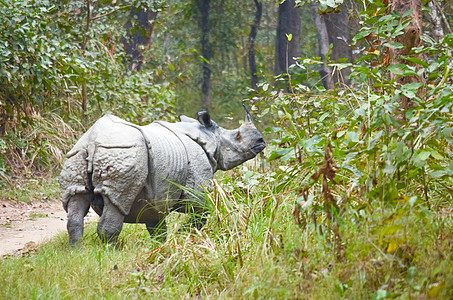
[60,109,265,246]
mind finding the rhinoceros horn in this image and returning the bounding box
[242,104,253,123]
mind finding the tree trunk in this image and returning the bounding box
[81,0,91,113]
[122,5,157,72]
[428,1,444,42]
[310,2,333,90]
[388,0,423,120]
[274,0,301,76]
[196,0,211,110]
[324,2,352,86]
[248,0,262,92]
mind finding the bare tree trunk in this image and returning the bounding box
[81,0,91,113]
[388,0,423,120]
[122,5,157,72]
[248,0,262,92]
[274,0,301,76]
[324,2,352,86]
[311,2,333,90]
[428,1,444,42]
[196,0,211,110]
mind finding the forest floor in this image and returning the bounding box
[0,199,98,257]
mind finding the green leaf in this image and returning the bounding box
[267,148,292,161]
[431,151,443,160]
[388,64,416,76]
[346,131,359,143]
[418,150,431,161]
[383,161,396,174]
[264,127,282,134]
[401,9,414,18]
[428,62,440,73]
[402,56,429,67]
[383,42,404,49]
[352,29,372,43]
[388,64,406,75]
[400,82,423,98]
[337,130,346,138]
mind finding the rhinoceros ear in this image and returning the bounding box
[196,111,213,128]
[179,115,197,123]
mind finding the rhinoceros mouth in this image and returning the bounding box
[251,140,266,154]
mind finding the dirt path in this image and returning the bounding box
[0,199,98,257]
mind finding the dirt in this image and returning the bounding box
[0,199,98,257]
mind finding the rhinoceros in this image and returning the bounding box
[60,107,265,245]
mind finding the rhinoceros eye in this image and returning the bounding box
[235,131,242,142]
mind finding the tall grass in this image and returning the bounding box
[1,160,453,299]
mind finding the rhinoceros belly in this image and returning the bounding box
[124,123,189,223]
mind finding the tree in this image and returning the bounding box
[323,2,352,86]
[388,0,423,119]
[196,0,212,110]
[122,5,158,72]
[311,1,352,89]
[310,1,333,90]
[274,0,301,76]
[248,0,262,92]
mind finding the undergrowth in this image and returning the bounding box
[1,161,453,298]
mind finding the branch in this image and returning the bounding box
[81,0,91,51]
[91,5,131,21]
[435,1,453,34]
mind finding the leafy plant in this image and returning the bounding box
[254,3,453,296]
[0,0,175,177]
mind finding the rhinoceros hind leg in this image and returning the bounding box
[146,220,167,241]
[97,196,125,244]
[67,194,92,247]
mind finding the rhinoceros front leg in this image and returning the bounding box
[174,192,209,230]
[66,194,92,246]
[97,195,125,244]
[146,220,167,241]
[189,208,208,230]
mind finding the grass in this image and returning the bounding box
[1,163,453,299]
[28,212,49,219]
[0,177,61,203]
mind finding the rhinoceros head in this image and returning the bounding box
[177,106,265,172]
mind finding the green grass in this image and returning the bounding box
[0,177,61,203]
[1,164,453,299]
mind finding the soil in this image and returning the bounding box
[0,199,98,257]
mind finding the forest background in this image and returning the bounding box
[1,0,453,298]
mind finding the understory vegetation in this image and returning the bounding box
[1,0,453,299]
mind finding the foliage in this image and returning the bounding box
[0,0,175,182]
[255,3,453,297]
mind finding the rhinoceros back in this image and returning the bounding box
[60,115,189,216]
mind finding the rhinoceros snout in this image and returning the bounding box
[252,138,266,154]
